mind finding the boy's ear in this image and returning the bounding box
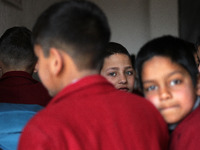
[34,62,38,73]
[196,74,200,96]
[49,48,63,76]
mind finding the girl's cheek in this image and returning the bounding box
[145,94,160,109]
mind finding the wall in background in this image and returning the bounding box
[92,0,178,55]
[149,0,178,39]
[179,0,200,44]
[0,0,178,55]
[92,0,150,55]
[0,0,62,36]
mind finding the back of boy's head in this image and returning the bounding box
[32,0,110,70]
[136,35,198,90]
[0,26,36,73]
[98,42,131,71]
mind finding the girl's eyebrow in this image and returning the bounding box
[106,67,119,71]
[125,66,133,69]
[166,70,185,78]
[142,71,185,84]
[106,66,133,71]
[143,80,155,84]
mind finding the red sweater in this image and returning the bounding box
[18,75,169,150]
[169,105,200,150]
[0,71,51,106]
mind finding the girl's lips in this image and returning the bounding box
[159,105,179,112]
[118,87,129,92]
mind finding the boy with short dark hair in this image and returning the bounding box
[136,35,200,150]
[0,26,51,150]
[99,42,135,93]
[0,26,51,106]
[18,1,169,149]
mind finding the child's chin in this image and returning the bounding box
[161,108,181,124]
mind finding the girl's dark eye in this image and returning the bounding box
[126,71,133,76]
[108,72,117,77]
[144,85,158,92]
[170,79,181,86]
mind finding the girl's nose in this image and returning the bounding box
[159,86,172,101]
[119,74,127,84]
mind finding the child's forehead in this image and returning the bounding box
[142,56,190,76]
[146,55,181,67]
[105,53,130,62]
[145,56,172,64]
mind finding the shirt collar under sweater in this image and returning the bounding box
[48,75,114,106]
[0,71,37,85]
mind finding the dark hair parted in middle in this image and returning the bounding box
[32,0,110,70]
[98,42,131,71]
[136,35,198,90]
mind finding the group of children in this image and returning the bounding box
[99,34,200,150]
[0,0,200,150]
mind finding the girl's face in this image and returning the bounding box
[141,56,196,124]
[100,53,135,92]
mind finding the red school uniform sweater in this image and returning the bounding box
[0,71,51,106]
[169,105,200,150]
[18,75,169,150]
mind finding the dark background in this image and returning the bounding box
[179,0,200,44]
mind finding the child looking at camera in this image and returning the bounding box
[99,42,135,93]
[136,35,200,150]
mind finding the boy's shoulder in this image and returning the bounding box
[173,105,200,133]
[20,89,169,150]
[170,106,200,150]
